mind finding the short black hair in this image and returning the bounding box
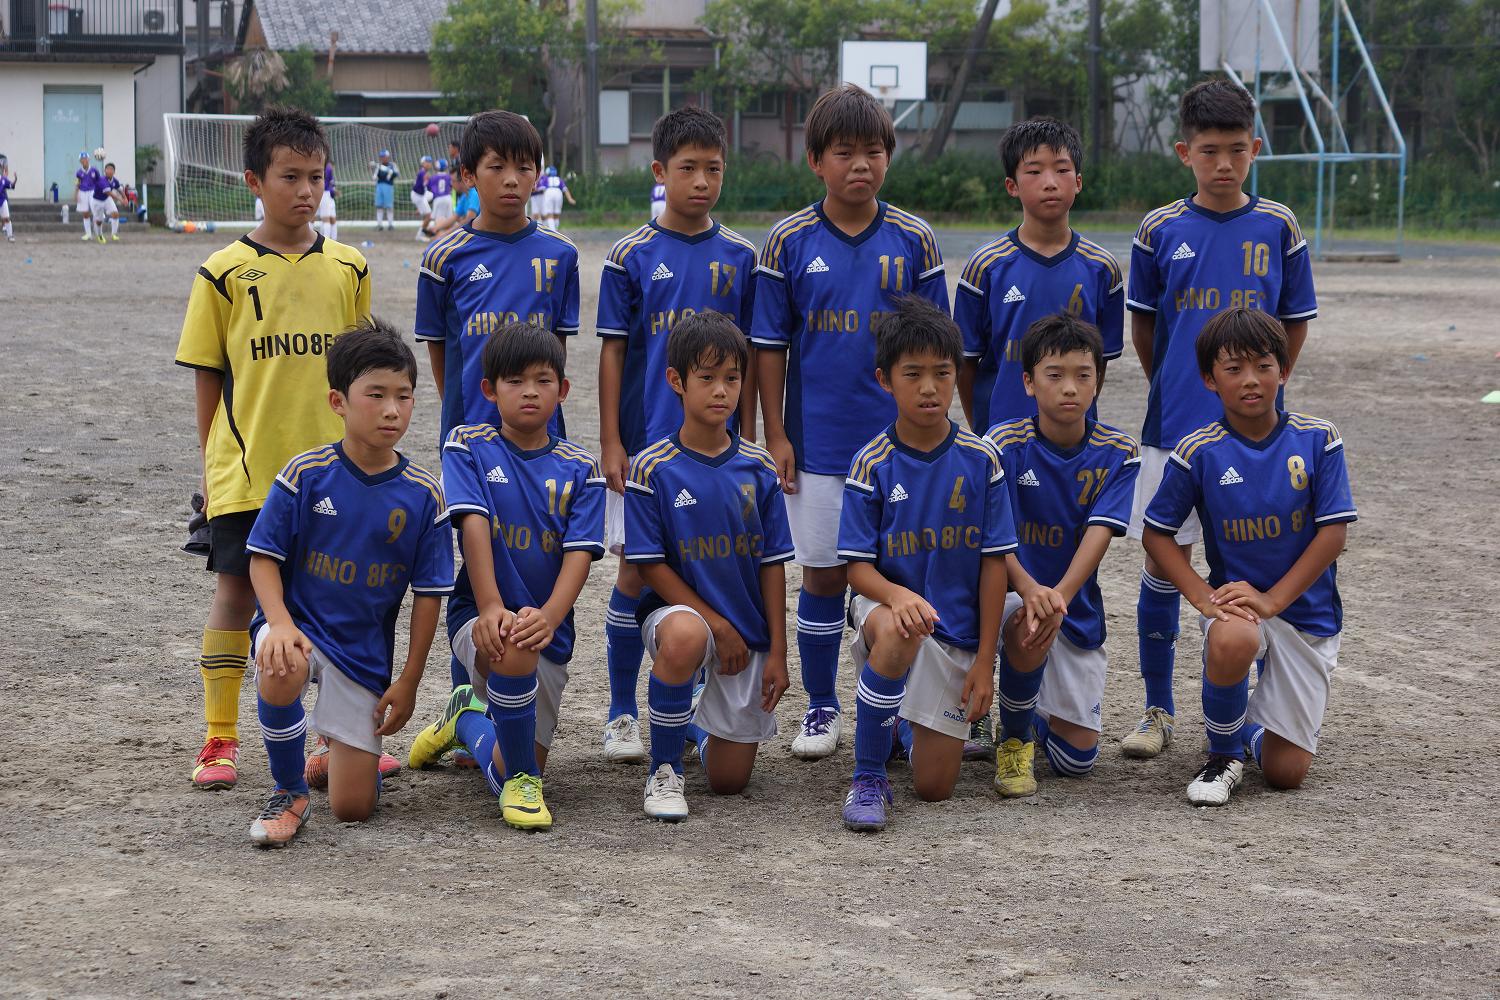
[482,323,566,384]
[460,110,543,175]
[999,117,1083,179]
[1020,313,1104,378]
[1196,307,1289,375]
[105,162,116,170]
[805,84,896,161]
[666,311,748,380]
[652,105,727,165]
[243,105,329,178]
[327,316,417,395]
[874,296,963,374]
[1180,78,1256,140]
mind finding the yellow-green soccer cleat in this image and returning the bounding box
[407,684,483,769]
[993,737,1038,797]
[500,773,552,831]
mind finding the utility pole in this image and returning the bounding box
[1087,0,1103,168]
[583,0,599,174]
[922,0,1002,163]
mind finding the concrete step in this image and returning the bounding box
[7,199,143,225]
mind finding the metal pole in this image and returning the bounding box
[1087,0,1102,168]
[584,0,599,175]
[1329,5,1340,246]
[1338,0,1407,256]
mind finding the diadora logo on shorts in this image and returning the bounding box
[673,488,697,508]
[1171,242,1196,261]
[468,263,494,282]
[1219,466,1245,486]
[486,465,509,484]
[238,269,267,281]
[1002,285,1026,304]
[313,496,338,516]
[805,256,830,274]
[888,483,909,503]
[944,707,966,722]
[1017,469,1040,487]
[651,262,674,281]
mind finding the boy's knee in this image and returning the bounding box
[866,613,923,659]
[707,771,750,796]
[912,773,957,802]
[257,665,306,704]
[652,614,708,679]
[1261,740,1313,790]
[329,797,376,824]
[1206,621,1260,671]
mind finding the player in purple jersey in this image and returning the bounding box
[74,152,99,241]
[428,160,455,225]
[1,159,16,241]
[412,155,434,240]
[538,166,575,231]
[90,162,124,243]
[650,181,667,220]
[318,160,339,241]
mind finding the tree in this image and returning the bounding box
[225,46,335,116]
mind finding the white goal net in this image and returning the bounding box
[163,114,470,229]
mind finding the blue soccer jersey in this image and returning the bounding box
[751,201,950,476]
[442,424,606,664]
[956,230,1123,431]
[624,435,795,651]
[1144,412,1357,636]
[92,176,121,203]
[245,443,455,695]
[415,222,581,440]
[987,417,1141,649]
[837,422,1017,650]
[1126,196,1318,449]
[597,221,759,454]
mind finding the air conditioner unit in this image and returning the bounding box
[138,0,171,33]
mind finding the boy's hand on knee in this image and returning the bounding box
[509,606,557,651]
[761,653,790,712]
[1191,589,1258,624]
[709,615,750,675]
[1211,581,1275,622]
[1021,587,1068,649]
[961,661,994,723]
[261,623,312,677]
[889,589,940,639]
[374,676,418,736]
[474,604,515,663]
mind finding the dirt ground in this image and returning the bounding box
[1,222,1496,1000]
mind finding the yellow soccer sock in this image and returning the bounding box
[201,628,250,742]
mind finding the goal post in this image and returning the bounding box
[163,114,471,230]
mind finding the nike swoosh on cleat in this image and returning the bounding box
[508,804,543,813]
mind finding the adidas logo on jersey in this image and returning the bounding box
[1171,242,1196,261]
[486,465,509,484]
[313,496,338,516]
[1219,466,1245,486]
[673,489,697,508]
[1002,285,1026,303]
[805,256,830,274]
[888,483,909,503]
[468,263,494,282]
[651,262,674,281]
[1017,469,1040,487]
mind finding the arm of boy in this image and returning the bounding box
[639,562,751,674]
[1144,530,1256,623]
[427,343,446,398]
[598,340,629,492]
[758,560,789,711]
[1214,521,1346,620]
[375,594,440,735]
[1283,320,1308,373]
[248,554,311,677]
[1004,554,1066,651]
[755,349,796,492]
[962,555,1006,723]
[193,369,222,500]
[1131,312,1155,378]
[957,360,978,430]
[457,513,515,664]
[847,561,939,639]
[511,550,593,652]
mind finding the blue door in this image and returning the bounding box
[44,87,103,198]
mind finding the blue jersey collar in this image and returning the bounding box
[1008,227,1081,268]
[1185,194,1259,223]
[499,433,560,460]
[813,199,888,247]
[1220,410,1289,450]
[671,431,739,467]
[887,419,959,463]
[1032,415,1093,458]
[649,218,721,245]
[465,219,538,244]
[332,441,409,485]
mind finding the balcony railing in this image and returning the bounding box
[3,0,187,54]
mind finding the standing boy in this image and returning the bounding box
[538,166,575,231]
[75,151,99,241]
[753,83,949,761]
[986,315,1140,796]
[837,297,1012,832]
[1,159,16,241]
[1122,79,1317,758]
[1143,308,1355,806]
[412,155,434,240]
[175,106,371,791]
[428,160,454,227]
[373,149,399,231]
[595,106,759,763]
[625,312,794,820]
[318,160,338,241]
[246,319,452,846]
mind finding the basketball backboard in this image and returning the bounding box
[1200,0,1319,75]
[840,41,927,104]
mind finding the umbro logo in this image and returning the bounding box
[888,483,909,503]
[1017,469,1040,487]
[651,262,674,281]
[486,465,509,484]
[1171,242,1196,261]
[468,263,494,282]
[1002,285,1026,303]
[313,496,338,516]
[1219,466,1245,486]
[805,256,830,274]
[239,269,267,281]
[673,489,697,508]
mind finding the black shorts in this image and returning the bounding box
[206,510,259,577]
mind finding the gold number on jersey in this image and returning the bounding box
[531,257,558,292]
[878,254,906,291]
[247,284,264,321]
[709,261,737,297]
[545,477,574,516]
[386,508,407,543]
[1075,467,1109,505]
[1291,508,1305,532]
[1066,283,1085,317]
[1241,241,1271,277]
[948,476,967,513]
[1287,455,1308,490]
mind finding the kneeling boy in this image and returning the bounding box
[1143,308,1356,806]
[986,314,1140,795]
[625,312,794,821]
[838,297,1015,832]
[246,319,453,847]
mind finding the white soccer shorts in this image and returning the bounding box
[1001,592,1108,733]
[1201,614,1340,754]
[604,484,629,555]
[318,191,337,219]
[1128,445,1204,544]
[785,471,847,568]
[410,189,432,213]
[642,605,778,744]
[252,624,382,756]
[75,191,91,214]
[451,617,569,749]
[431,194,454,221]
[540,188,563,216]
[850,594,975,741]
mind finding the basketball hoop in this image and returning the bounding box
[875,85,897,111]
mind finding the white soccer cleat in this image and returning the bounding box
[643,763,689,821]
[602,714,648,764]
[1187,754,1244,806]
[790,706,842,760]
[1121,707,1175,759]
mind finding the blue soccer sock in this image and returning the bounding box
[896,718,914,758]
[455,707,498,776]
[605,587,645,720]
[686,721,711,763]
[797,589,845,712]
[486,672,539,778]
[648,674,694,775]
[1202,672,1250,757]
[1242,721,1266,766]
[1038,719,1100,777]
[448,653,468,690]
[257,696,309,796]
[1137,571,1180,715]
[997,652,1045,743]
[482,757,506,798]
[853,663,906,778]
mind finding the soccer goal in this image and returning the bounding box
[163,114,471,230]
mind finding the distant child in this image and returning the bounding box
[415,110,580,448]
[245,319,453,846]
[428,159,454,225]
[318,159,338,241]
[175,106,372,792]
[985,314,1140,797]
[1,159,16,241]
[412,154,434,240]
[74,151,99,241]
[529,173,546,220]
[426,168,478,239]
[753,83,949,762]
[407,324,605,830]
[650,180,666,220]
[372,149,399,230]
[595,106,760,765]
[539,166,574,231]
[1122,79,1317,759]
[624,312,793,820]
[1142,308,1355,806]
[90,161,124,243]
[836,297,1012,832]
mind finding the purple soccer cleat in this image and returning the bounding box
[842,773,893,832]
